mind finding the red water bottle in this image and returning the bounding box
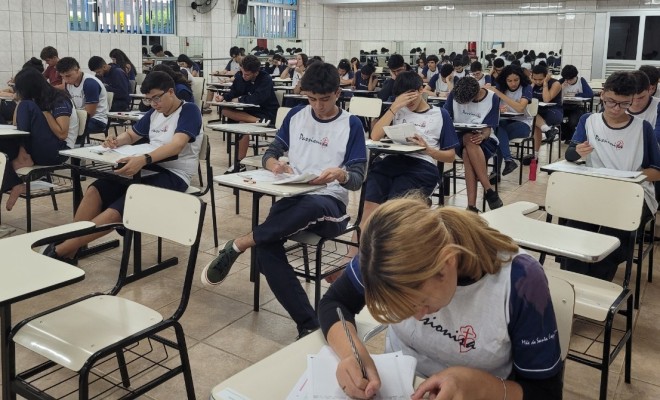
[529,157,537,181]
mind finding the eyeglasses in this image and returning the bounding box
[142,91,167,106]
[601,98,633,109]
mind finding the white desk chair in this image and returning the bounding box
[191,76,206,110]
[508,98,539,185]
[240,107,291,170]
[348,97,382,135]
[546,274,575,362]
[135,73,146,85]
[185,134,218,247]
[10,185,206,399]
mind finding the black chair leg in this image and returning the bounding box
[116,350,131,388]
[174,322,197,399]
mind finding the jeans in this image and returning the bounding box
[496,120,531,161]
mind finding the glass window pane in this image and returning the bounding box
[607,16,639,60]
[642,16,660,60]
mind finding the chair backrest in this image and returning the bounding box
[76,109,88,137]
[191,77,205,101]
[375,67,384,74]
[349,97,383,118]
[545,172,644,231]
[275,107,292,129]
[106,91,115,110]
[527,98,539,118]
[129,80,137,94]
[546,274,575,361]
[123,185,204,246]
[198,133,209,162]
[274,90,284,106]
[135,73,146,85]
[0,152,5,190]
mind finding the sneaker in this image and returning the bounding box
[466,206,480,213]
[201,240,242,286]
[296,327,318,341]
[41,243,78,266]
[488,171,499,185]
[484,189,503,210]
[522,155,535,166]
[224,164,247,174]
[202,108,212,115]
[542,127,559,143]
[502,160,518,176]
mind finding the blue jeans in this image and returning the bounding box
[497,120,531,161]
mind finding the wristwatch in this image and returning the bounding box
[144,154,152,165]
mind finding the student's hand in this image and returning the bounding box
[391,91,418,113]
[103,136,120,149]
[562,81,570,89]
[411,366,480,400]
[483,83,492,89]
[114,156,146,177]
[499,104,509,113]
[544,73,552,84]
[214,94,224,102]
[408,134,428,148]
[576,141,593,158]
[270,160,293,175]
[469,132,486,145]
[309,167,345,185]
[336,354,381,399]
[295,66,305,74]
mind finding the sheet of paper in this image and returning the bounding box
[237,169,318,184]
[453,123,487,130]
[84,143,157,156]
[306,346,416,400]
[214,388,252,400]
[383,123,417,145]
[547,162,642,179]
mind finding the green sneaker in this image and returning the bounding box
[201,240,241,286]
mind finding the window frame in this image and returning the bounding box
[237,0,298,39]
[68,0,176,35]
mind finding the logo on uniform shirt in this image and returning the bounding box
[594,134,624,150]
[460,109,483,120]
[400,119,427,129]
[299,133,329,148]
[421,316,477,352]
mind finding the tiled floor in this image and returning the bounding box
[1,119,659,399]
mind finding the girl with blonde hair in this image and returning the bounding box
[318,197,563,400]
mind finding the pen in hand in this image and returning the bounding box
[336,307,367,380]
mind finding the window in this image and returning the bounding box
[642,16,660,60]
[237,0,297,38]
[607,16,639,60]
[69,0,175,34]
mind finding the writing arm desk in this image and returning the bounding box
[58,147,178,283]
[541,160,647,183]
[1,222,94,400]
[213,173,324,311]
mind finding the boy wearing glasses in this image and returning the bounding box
[42,71,202,264]
[564,71,660,281]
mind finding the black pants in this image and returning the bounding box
[560,105,585,141]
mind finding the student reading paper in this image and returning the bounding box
[318,197,563,400]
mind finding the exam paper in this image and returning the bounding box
[238,169,318,184]
[86,143,158,156]
[383,123,417,145]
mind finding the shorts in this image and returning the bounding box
[364,155,439,203]
[456,136,498,161]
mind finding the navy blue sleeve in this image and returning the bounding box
[223,75,244,101]
[577,78,594,98]
[521,85,533,102]
[428,74,439,91]
[239,73,274,105]
[421,66,429,77]
[105,67,129,95]
[485,75,492,85]
[443,92,455,119]
[508,254,563,380]
[640,120,660,170]
[343,115,368,167]
[174,103,202,142]
[571,113,590,144]
[439,108,460,150]
[82,78,101,104]
[483,95,500,128]
[377,79,395,102]
[51,98,73,119]
[453,76,460,86]
[224,60,232,71]
[131,108,156,138]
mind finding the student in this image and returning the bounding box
[42,71,202,264]
[88,56,130,112]
[452,57,466,80]
[177,54,200,80]
[152,64,194,103]
[490,58,505,80]
[264,54,287,76]
[445,77,503,211]
[56,57,109,137]
[151,45,165,58]
[377,54,406,102]
[419,54,439,83]
[639,65,660,99]
[425,63,454,94]
[536,52,547,66]
[337,59,354,86]
[1,67,79,211]
[353,63,377,92]
[488,66,533,176]
[529,64,563,160]
[40,46,63,88]
[318,198,562,400]
[280,53,308,93]
[564,71,660,281]
[470,61,492,87]
[350,57,361,74]
[628,70,660,142]
[218,46,243,77]
[201,62,367,339]
[214,55,279,171]
[415,56,426,76]
[559,65,594,142]
[109,49,137,81]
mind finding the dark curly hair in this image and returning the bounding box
[453,76,481,104]
[496,65,531,92]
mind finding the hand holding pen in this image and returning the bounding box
[335,307,381,399]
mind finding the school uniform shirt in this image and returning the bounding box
[132,101,202,185]
[53,99,79,149]
[390,105,459,165]
[444,89,500,143]
[559,77,594,98]
[340,71,354,82]
[532,79,562,112]
[501,85,534,127]
[43,65,62,87]
[573,113,660,211]
[225,59,241,74]
[627,96,660,143]
[291,70,303,88]
[476,74,492,87]
[180,67,195,82]
[654,83,660,100]
[224,71,279,121]
[275,105,367,206]
[354,71,372,90]
[66,72,109,125]
[453,70,466,80]
[421,66,439,81]
[344,251,563,381]
[101,64,131,111]
[428,74,450,93]
[175,83,194,103]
